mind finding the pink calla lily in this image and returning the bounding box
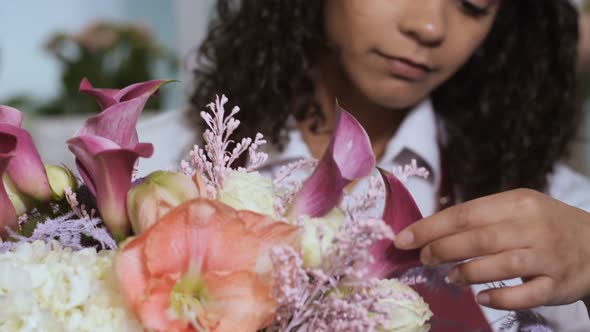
[290,103,376,217]
[367,169,422,278]
[79,77,169,110]
[0,132,18,236]
[0,106,52,202]
[68,79,167,241]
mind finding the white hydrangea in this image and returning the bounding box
[0,241,142,332]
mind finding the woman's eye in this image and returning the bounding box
[460,0,493,17]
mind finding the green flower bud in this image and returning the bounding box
[127,171,200,234]
[3,175,33,215]
[45,164,77,201]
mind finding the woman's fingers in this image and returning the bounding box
[420,221,531,265]
[395,189,543,250]
[475,276,556,310]
[447,249,542,285]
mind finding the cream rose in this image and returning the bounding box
[218,170,276,216]
[375,279,432,332]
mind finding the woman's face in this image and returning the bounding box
[324,0,500,109]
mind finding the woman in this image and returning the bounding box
[188,0,590,330]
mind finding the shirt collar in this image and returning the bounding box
[261,99,440,187]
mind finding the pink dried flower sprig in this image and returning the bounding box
[181,95,268,198]
[267,213,394,332]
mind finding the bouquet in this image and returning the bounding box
[0,79,551,332]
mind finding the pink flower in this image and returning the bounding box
[68,79,168,241]
[0,132,18,236]
[368,169,422,278]
[288,103,422,277]
[79,77,169,110]
[289,103,376,217]
[115,198,301,332]
[0,106,52,202]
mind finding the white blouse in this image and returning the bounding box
[138,100,590,331]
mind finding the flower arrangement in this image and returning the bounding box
[0,79,552,331]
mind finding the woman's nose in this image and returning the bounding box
[398,1,447,47]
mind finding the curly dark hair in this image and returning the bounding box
[189,0,580,201]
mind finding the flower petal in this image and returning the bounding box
[0,132,18,236]
[0,124,52,202]
[68,135,154,241]
[367,169,422,278]
[114,79,171,103]
[203,271,275,332]
[115,238,149,311]
[331,105,376,180]
[290,104,375,217]
[0,106,24,127]
[76,96,151,149]
[79,78,119,109]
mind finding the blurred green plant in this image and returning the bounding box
[9,21,177,116]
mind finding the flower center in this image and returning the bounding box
[169,274,210,331]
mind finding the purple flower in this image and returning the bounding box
[289,103,376,217]
[67,79,168,241]
[0,132,18,236]
[79,77,169,110]
[367,169,422,278]
[0,106,52,202]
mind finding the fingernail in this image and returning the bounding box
[394,230,414,248]
[446,268,463,285]
[420,246,432,265]
[476,292,490,306]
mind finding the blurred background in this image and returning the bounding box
[1,1,590,177]
[0,0,213,172]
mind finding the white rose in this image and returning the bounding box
[300,208,345,268]
[218,170,276,216]
[375,279,433,332]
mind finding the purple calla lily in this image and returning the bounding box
[367,168,422,278]
[0,106,52,202]
[68,80,167,241]
[79,77,169,110]
[0,132,18,237]
[290,103,376,217]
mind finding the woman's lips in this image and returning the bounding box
[374,50,434,81]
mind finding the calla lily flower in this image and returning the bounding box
[290,103,376,217]
[79,77,169,110]
[68,80,167,241]
[367,169,422,278]
[0,132,18,236]
[0,106,52,202]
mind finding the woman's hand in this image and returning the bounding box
[394,189,590,310]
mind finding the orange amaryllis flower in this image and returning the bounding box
[115,198,300,332]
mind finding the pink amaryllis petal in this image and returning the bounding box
[290,103,375,218]
[0,116,52,202]
[367,168,422,278]
[0,132,18,237]
[79,77,170,110]
[68,135,154,241]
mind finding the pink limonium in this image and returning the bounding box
[79,77,170,110]
[0,106,53,202]
[289,102,376,218]
[0,132,18,236]
[67,79,169,241]
[367,168,423,278]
